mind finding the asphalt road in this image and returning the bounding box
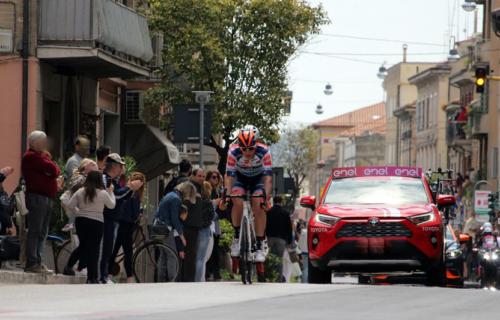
[0,281,497,320]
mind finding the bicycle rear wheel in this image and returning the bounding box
[240,216,252,285]
[133,241,179,283]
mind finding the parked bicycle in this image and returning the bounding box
[55,221,180,282]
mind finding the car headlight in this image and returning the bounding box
[314,214,340,227]
[446,249,462,259]
[408,212,435,225]
[483,252,492,261]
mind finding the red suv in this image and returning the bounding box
[301,166,455,285]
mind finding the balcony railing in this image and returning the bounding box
[446,121,467,145]
[38,0,153,69]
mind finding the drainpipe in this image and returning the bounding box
[21,0,29,155]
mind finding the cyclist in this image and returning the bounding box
[224,125,272,263]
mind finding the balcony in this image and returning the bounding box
[38,0,153,78]
[446,122,468,146]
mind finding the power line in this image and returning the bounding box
[300,50,447,57]
[298,52,382,65]
[318,33,447,47]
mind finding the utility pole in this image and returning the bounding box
[193,91,213,167]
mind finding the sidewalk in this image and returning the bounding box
[0,262,85,285]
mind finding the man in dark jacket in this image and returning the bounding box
[100,153,143,283]
[164,159,192,196]
[266,195,293,282]
[22,131,63,273]
[180,167,205,282]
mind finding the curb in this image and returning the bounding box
[0,269,86,285]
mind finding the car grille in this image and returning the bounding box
[336,222,412,238]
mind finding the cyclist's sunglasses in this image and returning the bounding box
[241,146,256,152]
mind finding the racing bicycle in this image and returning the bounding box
[227,193,266,284]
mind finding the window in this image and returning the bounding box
[125,91,142,121]
[323,177,429,206]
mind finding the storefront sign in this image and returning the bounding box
[474,190,491,216]
[0,29,13,53]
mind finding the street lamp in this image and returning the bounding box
[315,104,324,115]
[462,0,476,12]
[324,83,333,95]
[377,64,388,80]
[447,48,460,62]
[193,90,213,167]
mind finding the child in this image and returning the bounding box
[175,205,189,259]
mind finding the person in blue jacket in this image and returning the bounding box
[155,181,197,259]
[109,172,146,283]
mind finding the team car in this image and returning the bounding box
[301,166,456,286]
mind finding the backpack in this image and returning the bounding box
[0,236,20,261]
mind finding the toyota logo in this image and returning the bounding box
[368,217,380,226]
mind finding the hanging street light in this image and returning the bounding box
[447,48,461,62]
[377,64,388,80]
[315,104,324,115]
[324,83,333,95]
[462,0,477,12]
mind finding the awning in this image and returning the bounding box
[124,124,180,180]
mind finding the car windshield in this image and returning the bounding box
[324,177,429,206]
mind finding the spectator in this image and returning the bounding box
[61,159,98,233]
[205,171,223,281]
[155,182,197,261]
[266,195,293,282]
[65,136,91,179]
[296,220,308,283]
[194,181,215,282]
[0,167,16,236]
[22,130,63,273]
[180,168,205,282]
[109,172,146,283]
[60,159,98,275]
[95,145,111,171]
[100,153,143,284]
[66,171,115,284]
[164,159,192,195]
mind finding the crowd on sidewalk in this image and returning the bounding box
[0,129,306,283]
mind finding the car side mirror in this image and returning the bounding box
[300,195,316,211]
[437,194,456,207]
[459,234,471,243]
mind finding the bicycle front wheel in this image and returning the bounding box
[133,241,179,283]
[240,216,252,285]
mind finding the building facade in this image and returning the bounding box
[383,61,435,166]
[0,0,180,209]
[409,64,452,171]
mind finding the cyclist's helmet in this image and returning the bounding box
[237,126,258,148]
[243,125,260,141]
[481,222,493,235]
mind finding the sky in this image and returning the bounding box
[286,0,483,125]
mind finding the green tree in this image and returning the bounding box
[144,0,328,173]
[273,125,319,208]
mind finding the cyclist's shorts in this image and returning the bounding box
[233,173,265,196]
